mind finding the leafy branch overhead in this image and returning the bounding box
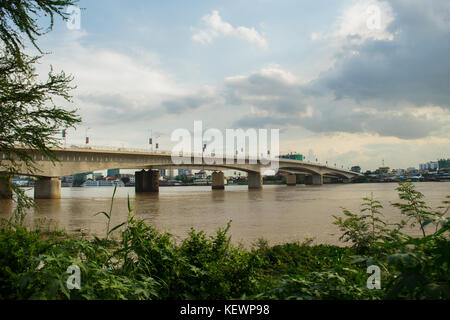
[0,52,81,175]
[0,0,78,63]
[0,0,82,222]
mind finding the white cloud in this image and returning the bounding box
[192,10,268,49]
[335,0,395,42]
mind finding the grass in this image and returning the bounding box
[0,183,448,300]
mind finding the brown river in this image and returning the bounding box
[0,182,449,247]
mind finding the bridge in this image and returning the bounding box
[0,146,360,199]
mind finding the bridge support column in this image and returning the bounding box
[34,177,61,199]
[286,174,296,186]
[135,170,159,193]
[212,171,225,190]
[305,174,323,185]
[312,174,323,185]
[248,172,262,189]
[149,170,159,192]
[0,174,13,199]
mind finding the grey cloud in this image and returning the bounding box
[77,90,217,125]
[234,115,298,128]
[227,1,450,139]
[232,97,442,139]
[162,94,216,114]
[225,70,308,115]
[314,0,450,108]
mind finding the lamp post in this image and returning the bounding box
[85,127,91,146]
[62,128,67,148]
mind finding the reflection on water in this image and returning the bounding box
[0,182,448,246]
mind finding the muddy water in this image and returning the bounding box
[0,182,448,247]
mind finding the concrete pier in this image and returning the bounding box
[212,171,225,190]
[34,177,61,199]
[248,172,263,189]
[135,170,159,193]
[0,174,13,199]
[150,170,159,192]
[305,174,323,185]
[305,175,312,185]
[286,174,296,186]
[312,174,323,185]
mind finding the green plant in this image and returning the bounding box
[392,183,447,237]
[333,193,399,254]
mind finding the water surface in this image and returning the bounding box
[1,182,448,246]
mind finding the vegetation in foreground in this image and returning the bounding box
[0,182,448,300]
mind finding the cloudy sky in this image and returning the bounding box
[37,0,450,171]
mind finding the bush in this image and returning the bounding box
[0,183,448,300]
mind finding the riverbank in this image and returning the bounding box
[2,182,449,247]
[0,182,448,300]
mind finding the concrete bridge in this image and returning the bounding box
[0,146,360,199]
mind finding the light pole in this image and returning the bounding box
[154,134,161,152]
[85,127,91,146]
[149,129,160,152]
[62,128,67,148]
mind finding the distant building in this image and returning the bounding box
[350,166,361,173]
[178,169,192,176]
[419,161,439,172]
[438,158,450,169]
[378,167,390,174]
[406,167,419,176]
[167,168,175,179]
[107,169,120,178]
[93,172,104,180]
[430,161,438,170]
[279,153,303,161]
[194,170,207,180]
[392,169,405,176]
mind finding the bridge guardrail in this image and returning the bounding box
[51,144,358,174]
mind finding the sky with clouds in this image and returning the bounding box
[36,0,450,171]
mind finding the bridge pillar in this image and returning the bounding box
[0,174,13,199]
[135,170,145,192]
[305,174,323,185]
[248,172,262,189]
[305,175,313,185]
[212,171,225,190]
[286,174,296,186]
[149,170,159,192]
[34,177,61,199]
[135,170,159,193]
[312,174,323,185]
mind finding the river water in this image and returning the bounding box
[0,182,448,247]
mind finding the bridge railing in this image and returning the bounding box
[63,144,173,155]
[57,144,357,174]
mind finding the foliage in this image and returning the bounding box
[333,193,403,254]
[392,183,446,237]
[0,0,78,64]
[0,183,448,300]
[0,52,81,174]
[333,183,449,299]
[0,0,81,224]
